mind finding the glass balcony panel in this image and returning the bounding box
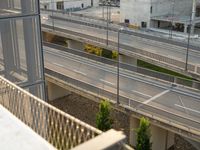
[0,0,38,18]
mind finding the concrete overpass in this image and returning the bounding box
[44,42,200,90]
[43,45,200,148]
[41,12,200,80]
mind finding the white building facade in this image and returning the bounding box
[40,0,99,11]
[120,0,200,33]
[120,0,151,28]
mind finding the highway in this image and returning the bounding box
[43,45,200,139]
[41,13,200,77]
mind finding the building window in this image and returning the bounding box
[150,6,152,14]
[57,1,64,10]
[141,22,147,28]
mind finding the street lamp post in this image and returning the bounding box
[51,0,55,30]
[117,28,124,105]
[106,1,110,45]
[102,1,105,19]
[185,13,193,71]
[169,0,175,39]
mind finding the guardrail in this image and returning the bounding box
[45,68,200,142]
[0,75,102,149]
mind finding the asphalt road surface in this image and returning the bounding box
[44,46,200,132]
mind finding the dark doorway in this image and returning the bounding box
[91,0,93,6]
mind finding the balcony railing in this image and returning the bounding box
[0,75,103,149]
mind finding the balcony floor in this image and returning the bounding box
[0,105,55,150]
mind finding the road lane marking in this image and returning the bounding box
[100,79,115,85]
[53,62,64,67]
[73,69,87,76]
[178,96,189,114]
[143,89,170,104]
[131,90,152,98]
[174,104,200,114]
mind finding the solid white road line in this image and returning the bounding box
[143,89,170,104]
[73,69,87,76]
[178,96,189,114]
[131,90,152,98]
[53,62,64,67]
[100,79,115,85]
[175,104,200,114]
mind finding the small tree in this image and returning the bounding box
[96,100,112,131]
[136,117,152,150]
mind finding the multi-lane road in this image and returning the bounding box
[41,12,200,78]
[44,44,200,140]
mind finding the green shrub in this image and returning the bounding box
[96,100,112,131]
[136,117,152,150]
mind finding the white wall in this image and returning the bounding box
[120,0,194,28]
[120,0,151,28]
[151,0,193,17]
[64,0,91,9]
[41,0,99,10]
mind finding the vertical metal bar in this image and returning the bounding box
[117,30,120,104]
[185,14,192,71]
[36,0,47,101]
[169,0,175,39]
[102,1,104,19]
[51,0,55,30]
[106,2,109,45]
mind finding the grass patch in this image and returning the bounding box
[137,60,194,80]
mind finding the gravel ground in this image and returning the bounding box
[49,93,130,143]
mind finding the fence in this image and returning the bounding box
[0,75,102,150]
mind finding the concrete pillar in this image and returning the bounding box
[151,125,174,150]
[67,40,84,50]
[166,131,175,149]
[129,117,139,147]
[184,23,188,33]
[47,81,71,101]
[191,0,197,34]
[119,54,137,66]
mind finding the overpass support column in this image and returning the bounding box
[46,81,71,101]
[67,40,84,50]
[119,54,137,66]
[151,125,174,150]
[184,23,188,33]
[129,117,175,149]
[129,117,139,147]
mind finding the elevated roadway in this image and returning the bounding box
[43,45,200,142]
[41,13,200,79]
